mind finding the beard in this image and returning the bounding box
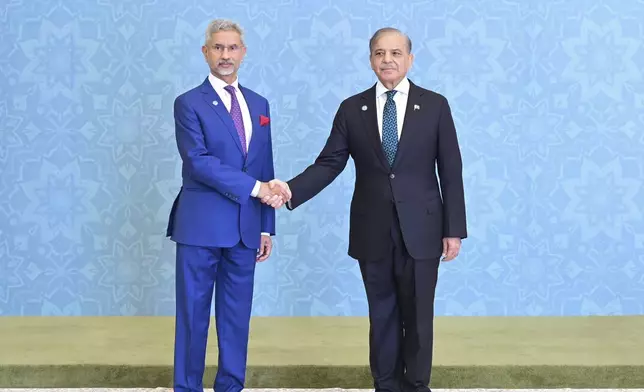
[216,61,236,76]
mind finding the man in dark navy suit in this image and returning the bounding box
[269,27,467,392]
[166,19,289,392]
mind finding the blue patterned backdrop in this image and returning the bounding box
[1,0,643,316]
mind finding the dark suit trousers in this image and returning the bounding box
[358,211,440,392]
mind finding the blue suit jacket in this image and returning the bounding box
[166,77,276,250]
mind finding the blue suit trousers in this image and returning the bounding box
[173,242,257,392]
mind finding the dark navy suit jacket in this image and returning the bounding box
[287,80,467,261]
[166,77,276,250]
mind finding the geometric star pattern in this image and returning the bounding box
[1,0,643,316]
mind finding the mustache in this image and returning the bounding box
[218,60,234,66]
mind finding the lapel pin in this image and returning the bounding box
[212,100,219,106]
[362,105,367,111]
[414,104,420,110]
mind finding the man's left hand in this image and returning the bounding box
[257,235,272,262]
[441,237,461,261]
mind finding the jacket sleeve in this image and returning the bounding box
[436,96,467,238]
[286,102,350,209]
[260,100,276,235]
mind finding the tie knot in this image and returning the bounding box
[224,85,236,94]
[386,90,397,100]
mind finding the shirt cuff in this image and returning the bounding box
[250,181,261,197]
[261,232,270,236]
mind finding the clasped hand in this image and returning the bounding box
[258,179,291,208]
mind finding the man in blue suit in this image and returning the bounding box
[166,19,290,392]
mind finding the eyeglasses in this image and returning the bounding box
[210,44,243,53]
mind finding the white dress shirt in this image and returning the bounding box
[208,73,254,150]
[375,77,409,140]
[208,73,268,236]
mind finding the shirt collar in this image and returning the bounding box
[208,72,239,92]
[375,77,410,98]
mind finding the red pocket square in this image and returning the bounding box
[260,115,270,126]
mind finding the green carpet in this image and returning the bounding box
[0,316,642,388]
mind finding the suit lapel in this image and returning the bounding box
[239,85,265,165]
[392,81,424,168]
[360,85,389,169]
[200,78,245,156]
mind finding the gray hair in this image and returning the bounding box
[204,19,245,46]
[369,27,412,54]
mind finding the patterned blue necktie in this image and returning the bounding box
[224,85,247,156]
[382,90,398,166]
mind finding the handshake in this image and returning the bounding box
[257,179,291,209]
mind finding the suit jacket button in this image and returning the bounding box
[389,173,395,179]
